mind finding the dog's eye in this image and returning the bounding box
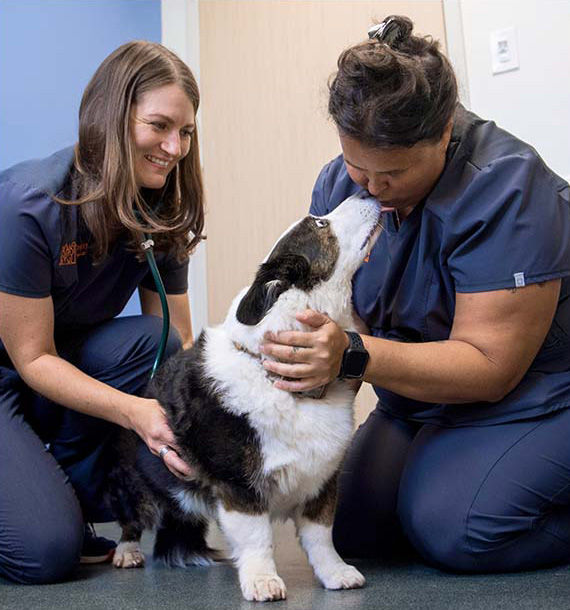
[314,219,329,229]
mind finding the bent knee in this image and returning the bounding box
[25,536,82,584]
[398,500,480,573]
[1,523,83,584]
[142,315,183,359]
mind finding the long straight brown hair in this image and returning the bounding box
[61,40,205,261]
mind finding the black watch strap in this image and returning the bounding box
[346,331,365,352]
[338,331,369,380]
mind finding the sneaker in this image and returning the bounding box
[80,523,117,564]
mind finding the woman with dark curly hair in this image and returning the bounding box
[261,16,570,573]
[0,41,203,583]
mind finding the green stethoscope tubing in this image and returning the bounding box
[141,234,170,380]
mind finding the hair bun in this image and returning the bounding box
[368,15,413,48]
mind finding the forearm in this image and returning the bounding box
[361,336,518,404]
[19,353,146,428]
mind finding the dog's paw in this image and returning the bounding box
[320,564,365,590]
[240,573,287,602]
[112,542,145,569]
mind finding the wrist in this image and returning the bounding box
[337,331,370,380]
[336,331,350,377]
[120,396,153,430]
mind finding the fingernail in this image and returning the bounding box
[259,344,265,354]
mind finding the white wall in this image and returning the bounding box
[445,0,570,180]
[161,0,209,335]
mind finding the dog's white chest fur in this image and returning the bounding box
[203,327,355,517]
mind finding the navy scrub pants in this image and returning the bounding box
[333,407,570,572]
[0,315,182,584]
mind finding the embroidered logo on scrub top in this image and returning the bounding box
[514,272,526,288]
[59,241,88,266]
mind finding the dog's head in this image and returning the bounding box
[231,193,381,329]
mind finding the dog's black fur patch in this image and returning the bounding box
[107,333,269,562]
[236,254,310,325]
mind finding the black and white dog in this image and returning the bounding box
[109,194,381,602]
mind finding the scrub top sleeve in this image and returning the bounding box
[447,154,570,293]
[139,254,189,295]
[0,181,53,297]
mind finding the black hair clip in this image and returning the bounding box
[368,16,406,47]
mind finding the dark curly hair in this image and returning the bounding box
[328,16,458,148]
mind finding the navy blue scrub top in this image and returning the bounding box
[0,147,189,343]
[310,105,570,426]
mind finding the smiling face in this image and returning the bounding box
[130,83,196,189]
[340,123,452,216]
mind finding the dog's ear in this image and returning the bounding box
[236,255,310,325]
[236,279,288,325]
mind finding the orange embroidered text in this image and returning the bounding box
[59,242,88,266]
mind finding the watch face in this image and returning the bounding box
[344,349,369,378]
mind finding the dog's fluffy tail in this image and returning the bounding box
[153,513,223,567]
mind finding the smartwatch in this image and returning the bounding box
[338,331,369,380]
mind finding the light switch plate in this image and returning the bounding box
[490,26,520,74]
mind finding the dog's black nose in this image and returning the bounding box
[356,188,372,199]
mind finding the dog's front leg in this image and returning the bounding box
[295,476,365,590]
[113,523,145,569]
[217,505,286,602]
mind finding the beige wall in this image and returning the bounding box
[199,1,446,423]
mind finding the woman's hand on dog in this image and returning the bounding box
[127,398,195,479]
[260,309,349,392]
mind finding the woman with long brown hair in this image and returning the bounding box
[0,41,203,583]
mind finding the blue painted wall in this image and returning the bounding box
[0,0,161,169]
[0,0,162,315]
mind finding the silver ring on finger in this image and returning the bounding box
[159,445,172,459]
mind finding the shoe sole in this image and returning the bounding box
[79,549,116,565]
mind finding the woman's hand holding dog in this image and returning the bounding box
[260,309,349,392]
[126,398,195,479]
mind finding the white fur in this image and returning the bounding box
[204,327,356,518]
[173,489,215,519]
[295,516,365,589]
[217,506,286,602]
[113,541,145,569]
